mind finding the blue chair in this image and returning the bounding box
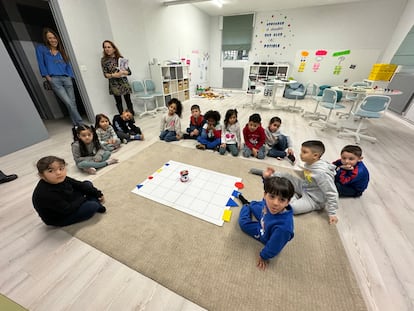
[302,82,327,120]
[144,79,165,112]
[338,95,391,144]
[131,80,157,118]
[309,88,345,130]
[285,82,307,112]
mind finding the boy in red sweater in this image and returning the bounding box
[242,113,266,159]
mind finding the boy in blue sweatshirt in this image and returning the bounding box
[238,176,295,270]
[332,145,369,197]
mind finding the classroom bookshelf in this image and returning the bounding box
[149,64,190,106]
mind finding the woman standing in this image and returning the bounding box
[35,28,83,126]
[101,40,134,115]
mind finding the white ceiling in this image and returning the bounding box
[166,0,369,16]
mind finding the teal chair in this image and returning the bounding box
[131,80,157,118]
[302,82,327,121]
[338,95,391,143]
[309,88,345,130]
[144,79,165,112]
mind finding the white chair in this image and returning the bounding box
[338,95,391,144]
[243,79,261,108]
[144,79,165,112]
[131,80,157,118]
[309,88,345,130]
[302,82,327,120]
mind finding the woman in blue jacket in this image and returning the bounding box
[36,27,83,126]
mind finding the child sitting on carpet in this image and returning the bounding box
[72,124,119,174]
[183,104,205,139]
[219,108,241,156]
[332,145,370,197]
[159,98,183,142]
[196,110,222,150]
[250,140,339,224]
[242,113,266,159]
[95,113,121,152]
[238,176,295,270]
[32,155,106,226]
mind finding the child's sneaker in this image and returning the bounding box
[122,139,128,144]
[106,158,119,165]
[83,167,96,175]
[287,154,296,165]
[97,205,106,213]
[196,144,206,150]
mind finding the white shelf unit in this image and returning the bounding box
[149,64,190,106]
[248,64,290,97]
[248,64,290,81]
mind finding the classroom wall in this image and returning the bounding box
[209,0,407,89]
[56,0,211,119]
[0,39,48,157]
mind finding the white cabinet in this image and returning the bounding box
[149,64,190,106]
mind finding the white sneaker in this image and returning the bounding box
[83,167,97,174]
[106,158,119,165]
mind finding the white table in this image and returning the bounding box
[257,79,297,109]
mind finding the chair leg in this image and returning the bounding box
[302,101,327,120]
[286,96,304,112]
[338,119,377,144]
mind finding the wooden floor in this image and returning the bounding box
[1,91,413,311]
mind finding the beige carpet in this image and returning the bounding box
[64,142,367,311]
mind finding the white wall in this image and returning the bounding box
[209,0,407,89]
[56,0,115,120]
[381,0,414,62]
[56,0,211,119]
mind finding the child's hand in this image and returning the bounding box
[99,195,105,204]
[176,134,182,140]
[257,256,268,270]
[94,155,103,162]
[329,215,338,224]
[263,167,275,178]
[340,164,354,170]
[191,129,199,136]
[287,148,294,156]
[220,143,226,148]
[252,148,258,157]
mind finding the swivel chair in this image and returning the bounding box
[309,88,345,130]
[338,95,391,144]
[131,80,157,118]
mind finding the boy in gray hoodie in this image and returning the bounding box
[250,140,339,224]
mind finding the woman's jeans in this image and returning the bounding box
[50,76,83,125]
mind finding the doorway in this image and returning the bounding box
[0,0,86,122]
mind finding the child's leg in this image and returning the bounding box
[228,143,239,156]
[238,204,260,240]
[164,131,178,142]
[77,160,108,170]
[257,146,266,159]
[242,145,252,158]
[205,138,220,149]
[290,193,319,215]
[60,198,104,226]
[102,150,111,162]
[116,131,129,142]
[267,147,286,158]
[335,182,362,197]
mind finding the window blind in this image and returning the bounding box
[222,14,254,51]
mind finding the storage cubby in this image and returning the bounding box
[150,63,190,105]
